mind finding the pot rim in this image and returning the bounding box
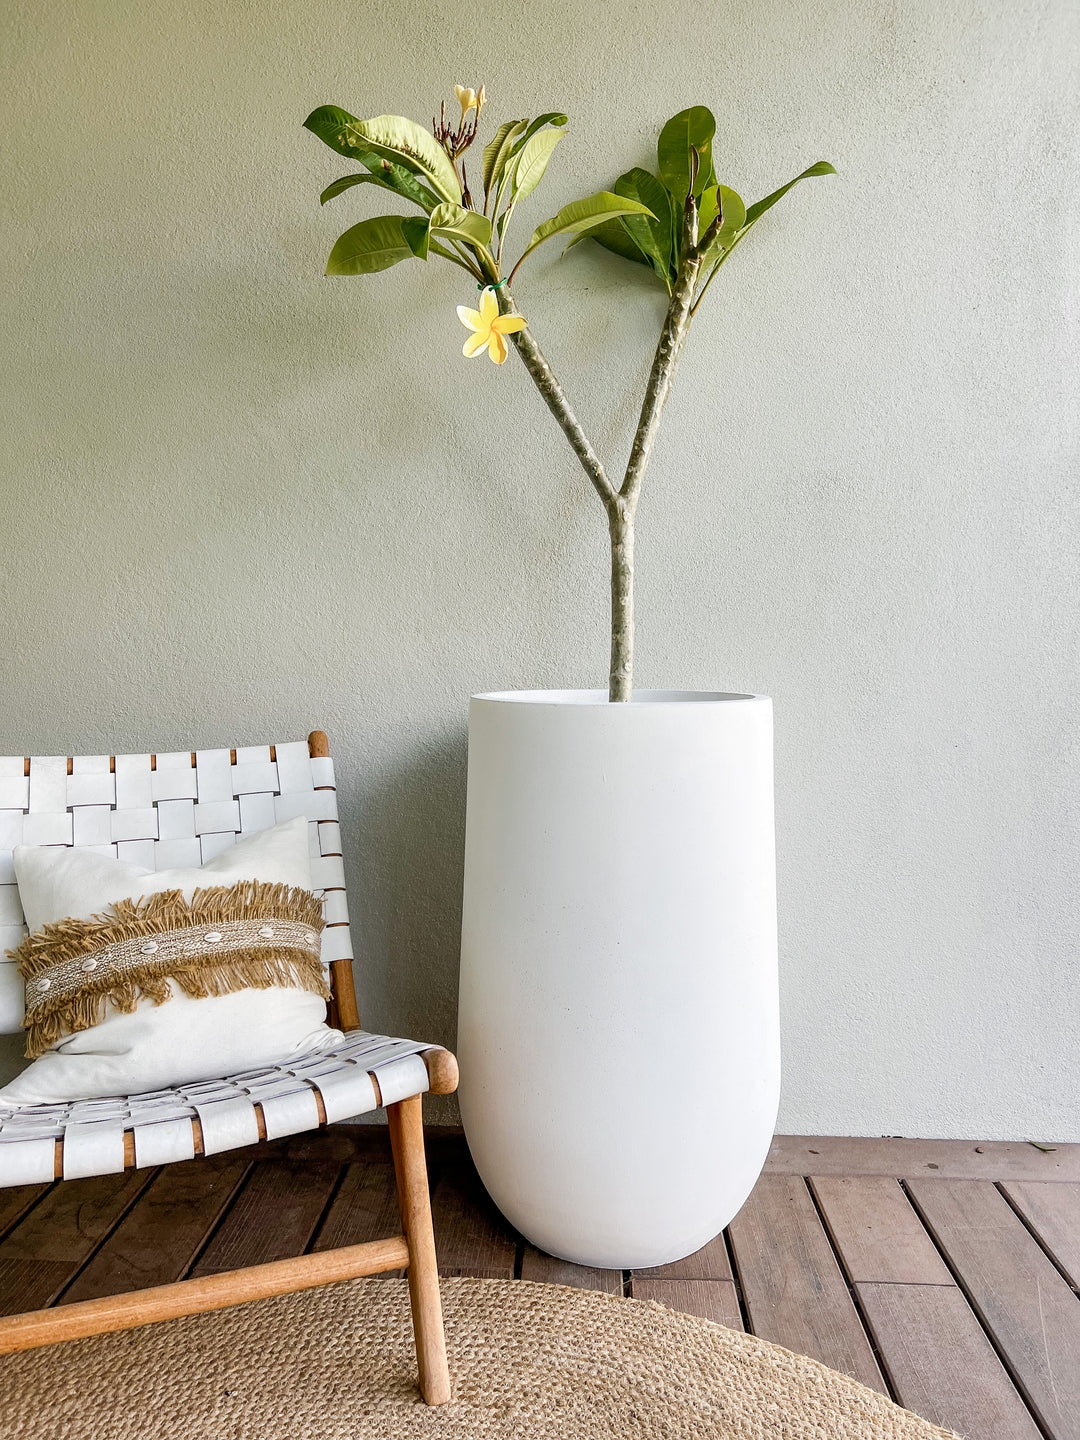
[471,688,769,706]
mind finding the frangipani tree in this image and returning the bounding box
[304,89,834,700]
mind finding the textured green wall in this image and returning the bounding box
[1,0,1077,1135]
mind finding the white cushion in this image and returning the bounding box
[0,818,343,1104]
[14,816,315,932]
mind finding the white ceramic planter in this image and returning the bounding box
[457,689,779,1269]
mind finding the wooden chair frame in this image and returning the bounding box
[0,731,457,1406]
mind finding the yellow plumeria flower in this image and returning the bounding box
[457,287,527,365]
[454,85,480,119]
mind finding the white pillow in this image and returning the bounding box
[0,818,343,1105]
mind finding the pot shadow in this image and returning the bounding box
[349,726,469,1126]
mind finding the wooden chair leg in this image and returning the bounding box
[387,1094,452,1405]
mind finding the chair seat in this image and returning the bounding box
[0,1030,435,1185]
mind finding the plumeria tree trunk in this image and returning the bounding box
[607,501,635,700]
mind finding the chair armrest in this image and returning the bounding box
[421,1047,458,1095]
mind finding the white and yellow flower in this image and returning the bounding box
[454,84,486,120]
[457,287,527,365]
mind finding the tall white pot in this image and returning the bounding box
[457,690,779,1269]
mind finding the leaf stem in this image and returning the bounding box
[434,238,484,278]
[690,229,747,316]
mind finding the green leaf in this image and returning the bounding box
[506,111,569,162]
[614,167,675,284]
[305,109,446,210]
[657,106,716,203]
[318,160,438,211]
[428,202,493,251]
[363,155,441,210]
[401,215,430,260]
[743,161,836,227]
[325,215,417,275]
[304,105,366,160]
[695,151,717,201]
[320,173,380,205]
[482,119,528,196]
[700,184,747,263]
[572,218,652,267]
[692,164,834,307]
[697,183,719,234]
[515,191,657,269]
[511,128,564,203]
[306,109,461,205]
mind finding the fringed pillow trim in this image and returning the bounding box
[7,880,329,1058]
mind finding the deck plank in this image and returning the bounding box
[0,1126,1061,1440]
[1001,1182,1080,1290]
[858,1280,1043,1440]
[0,1168,154,1313]
[630,1276,744,1329]
[909,1178,1080,1440]
[727,1173,886,1393]
[769,1136,1080,1181]
[631,1232,733,1282]
[429,1151,516,1279]
[810,1175,953,1284]
[60,1153,251,1302]
[311,1159,403,1270]
[189,1156,342,1277]
[0,1184,50,1241]
[520,1247,622,1293]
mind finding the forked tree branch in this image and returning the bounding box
[619,251,701,508]
[497,289,618,513]
[498,251,702,700]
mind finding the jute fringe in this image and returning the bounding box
[8,881,329,1058]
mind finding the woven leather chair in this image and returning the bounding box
[0,731,456,1404]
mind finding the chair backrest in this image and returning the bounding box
[0,731,359,1039]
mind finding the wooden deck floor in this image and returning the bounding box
[1,1129,1078,1440]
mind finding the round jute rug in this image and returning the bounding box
[0,1277,958,1439]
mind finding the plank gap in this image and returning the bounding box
[809,1175,954,1286]
[61,1153,252,1303]
[803,1174,903,1406]
[721,1225,752,1333]
[995,1181,1080,1294]
[178,1161,256,1281]
[901,1180,1061,1440]
[856,1281,1045,1440]
[727,1172,886,1393]
[189,1158,342,1277]
[0,1167,158,1315]
[51,1167,162,1308]
[303,1163,350,1256]
[0,1185,54,1247]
